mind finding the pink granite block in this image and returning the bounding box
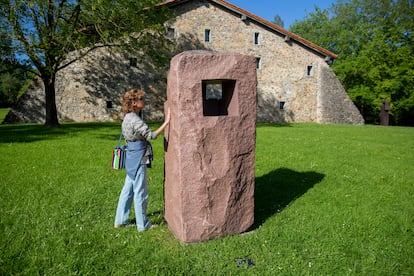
[164,50,257,242]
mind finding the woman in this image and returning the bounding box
[114,88,170,231]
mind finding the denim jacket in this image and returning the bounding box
[125,140,146,179]
[122,112,157,178]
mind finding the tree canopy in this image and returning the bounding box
[290,0,414,125]
[272,14,284,28]
[0,0,173,126]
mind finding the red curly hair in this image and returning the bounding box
[121,89,145,113]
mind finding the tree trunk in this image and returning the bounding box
[43,74,60,127]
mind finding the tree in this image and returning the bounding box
[290,0,414,125]
[0,22,32,107]
[272,14,284,28]
[0,0,173,126]
[0,61,32,107]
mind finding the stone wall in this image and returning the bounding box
[4,48,168,123]
[171,0,363,124]
[318,66,365,124]
[4,78,46,123]
[4,0,364,125]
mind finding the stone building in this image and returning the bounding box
[4,0,364,124]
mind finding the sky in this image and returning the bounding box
[226,0,335,29]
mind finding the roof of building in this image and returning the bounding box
[160,0,338,60]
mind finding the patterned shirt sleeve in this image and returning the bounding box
[122,112,157,141]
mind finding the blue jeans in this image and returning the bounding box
[114,164,150,231]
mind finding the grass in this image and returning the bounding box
[0,122,413,275]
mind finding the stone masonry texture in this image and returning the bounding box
[4,0,364,125]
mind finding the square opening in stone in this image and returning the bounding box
[202,79,238,116]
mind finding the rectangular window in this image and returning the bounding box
[129,58,137,67]
[256,57,261,69]
[307,65,314,76]
[254,32,260,45]
[202,79,238,116]
[204,29,211,42]
[205,82,222,100]
[279,101,285,110]
[166,27,175,40]
[106,100,113,109]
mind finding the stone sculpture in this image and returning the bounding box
[164,50,257,242]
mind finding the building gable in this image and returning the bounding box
[163,0,337,61]
[4,0,363,125]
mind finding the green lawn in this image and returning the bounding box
[1,122,413,275]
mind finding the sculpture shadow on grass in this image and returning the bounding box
[253,167,325,229]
